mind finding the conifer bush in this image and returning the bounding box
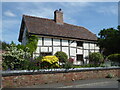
[89,52,104,65]
[54,51,68,63]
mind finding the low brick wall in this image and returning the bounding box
[2,67,120,88]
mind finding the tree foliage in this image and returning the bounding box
[98,26,120,56]
[89,52,104,65]
[0,41,10,50]
[107,54,120,63]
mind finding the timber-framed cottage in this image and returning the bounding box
[18,9,99,65]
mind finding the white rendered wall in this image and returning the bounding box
[41,47,48,52]
[95,50,99,52]
[62,40,68,46]
[83,42,89,49]
[77,49,83,54]
[70,41,76,47]
[90,43,94,49]
[84,50,89,57]
[53,47,61,54]
[62,47,69,56]
[44,38,52,46]
[70,48,76,56]
[49,47,52,52]
[53,39,60,46]
[38,38,42,46]
[34,36,100,65]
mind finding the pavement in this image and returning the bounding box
[21,77,119,88]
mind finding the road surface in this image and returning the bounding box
[22,78,119,88]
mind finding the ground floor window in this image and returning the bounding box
[76,54,83,61]
[40,52,52,56]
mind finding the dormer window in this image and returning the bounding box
[77,41,83,47]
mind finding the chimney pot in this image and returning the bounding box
[59,8,62,11]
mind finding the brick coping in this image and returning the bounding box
[2,67,120,76]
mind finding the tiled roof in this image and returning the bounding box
[18,15,97,42]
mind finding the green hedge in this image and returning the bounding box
[107,54,120,62]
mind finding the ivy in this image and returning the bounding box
[26,35,38,55]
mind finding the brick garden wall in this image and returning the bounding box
[2,68,120,88]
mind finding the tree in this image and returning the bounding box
[0,41,10,50]
[98,26,120,56]
[89,52,104,66]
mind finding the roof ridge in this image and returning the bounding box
[23,14,86,29]
[23,14,54,22]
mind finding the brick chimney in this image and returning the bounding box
[54,9,63,24]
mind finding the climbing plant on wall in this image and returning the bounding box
[26,35,38,55]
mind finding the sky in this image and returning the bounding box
[1,2,118,44]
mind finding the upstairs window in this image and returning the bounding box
[77,41,83,47]
[76,54,83,61]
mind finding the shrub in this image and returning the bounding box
[2,43,31,70]
[89,52,104,65]
[41,56,59,69]
[106,73,114,78]
[64,62,73,69]
[35,56,43,65]
[29,56,43,70]
[107,54,120,63]
[67,58,74,63]
[54,51,68,63]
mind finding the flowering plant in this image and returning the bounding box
[41,56,59,64]
[2,42,31,70]
[68,58,74,63]
[41,56,59,69]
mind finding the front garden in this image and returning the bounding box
[2,41,120,71]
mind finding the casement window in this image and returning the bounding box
[77,41,83,47]
[40,52,52,56]
[76,54,83,61]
